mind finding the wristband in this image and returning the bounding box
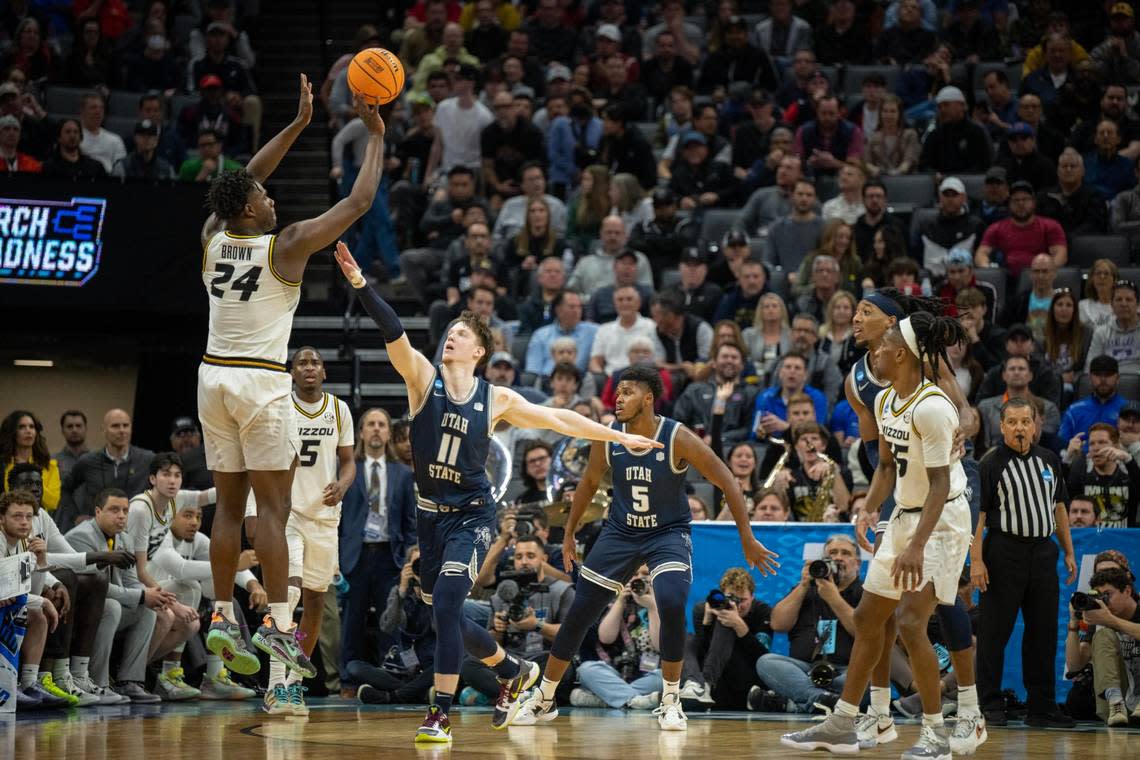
[535,620,544,633]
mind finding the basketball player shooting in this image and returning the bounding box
[783,313,972,760]
[334,242,668,743]
[198,75,385,680]
[509,366,779,731]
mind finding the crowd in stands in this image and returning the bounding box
[0,0,259,180]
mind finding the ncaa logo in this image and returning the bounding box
[1042,467,1053,481]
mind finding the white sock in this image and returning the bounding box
[870,686,891,717]
[269,602,291,628]
[51,660,69,681]
[286,670,302,687]
[70,656,90,681]
[287,585,301,616]
[957,684,979,717]
[19,664,39,688]
[539,676,559,703]
[662,678,680,704]
[215,601,236,624]
[1105,686,1124,704]
[922,712,945,728]
[206,654,224,679]
[834,699,859,718]
[268,659,288,688]
[162,659,179,675]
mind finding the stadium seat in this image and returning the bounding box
[769,267,789,299]
[170,94,198,120]
[883,175,937,209]
[105,116,137,142]
[700,208,740,243]
[661,268,681,290]
[843,65,901,96]
[690,481,716,512]
[1070,235,1130,268]
[959,174,986,200]
[974,268,1007,316]
[510,334,530,366]
[44,86,90,116]
[1118,267,1140,285]
[814,174,838,202]
[748,237,767,262]
[108,90,145,117]
[634,121,656,141]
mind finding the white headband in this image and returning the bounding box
[897,317,921,359]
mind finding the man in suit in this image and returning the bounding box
[338,408,416,696]
[65,488,179,703]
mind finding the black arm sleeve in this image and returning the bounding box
[355,283,406,343]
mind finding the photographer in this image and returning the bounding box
[686,567,773,710]
[460,535,575,703]
[756,534,862,713]
[475,508,570,591]
[571,565,665,709]
[1071,567,1140,726]
[1063,551,1133,720]
[352,547,437,705]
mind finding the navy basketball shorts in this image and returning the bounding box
[415,500,496,605]
[578,524,693,594]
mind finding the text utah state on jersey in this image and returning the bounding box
[429,412,470,485]
[625,464,659,529]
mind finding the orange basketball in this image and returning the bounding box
[347,48,405,106]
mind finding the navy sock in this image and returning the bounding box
[494,652,521,680]
[434,690,454,716]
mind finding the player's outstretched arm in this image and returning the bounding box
[273,97,386,273]
[492,386,663,451]
[334,242,435,410]
[246,73,313,183]
[674,425,778,576]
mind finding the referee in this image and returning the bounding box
[972,397,1077,728]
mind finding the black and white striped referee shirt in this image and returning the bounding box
[978,443,1069,539]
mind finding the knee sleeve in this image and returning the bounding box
[550,580,615,661]
[936,596,974,652]
[652,571,691,663]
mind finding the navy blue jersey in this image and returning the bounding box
[850,353,889,469]
[410,366,493,507]
[605,416,691,535]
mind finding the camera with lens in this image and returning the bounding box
[809,659,838,687]
[1071,591,1107,613]
[497,569,548,622]
[513,514,534,537]
[630,577,648,595]
[809,559,840,580]
[706,588,740,610]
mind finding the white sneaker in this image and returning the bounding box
[950,714,987,754]
[57,672,100,707]
[626,691,660,710]
[72,675,125,705]
[855,711,897,749]
[654,696,687,731]
[200,669,256,700]
[1106,701,1128,727]
[512,695,558,726]
[569,687,606,707]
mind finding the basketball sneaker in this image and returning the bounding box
[653,694,687,731]
[492,660,540,729]
[39,673,81,707]
[55,671,101,707]
[72,674,128,705]
[856,711,898,749]
[206,611,260,675]
[287,682,310,716]
[569,688,606,707]
[780,713,859,754]
[415,705,452,743]
[262,683,291,715]
[21,681,68,709]
[156,668,201,701]
[901,724,951,760]
[253,615,316,679]
[200,669,256,700]
[950,714,987,754]
[513,695,558,725]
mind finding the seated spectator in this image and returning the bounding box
[190,0,257,71]
[1003,253,1058,336]
[0,112,39,173]
[517,256,567,336]
[688,493,711,521]
[794,95,864,177]
[738,154,808,236]
[607,172,652,231]
[190,20,261,148]
[1066,423,1140,528]
[1043,289,1092,402]
[1,411,59,512]
[743,292,792,375]
[713,446,763,518]
[655,85,695,152]
[112,120,175,180]
[673,342,758,454]
[65,17,116,88]
[756,534,863,713]
[3,17,53,81]
[860,225,908,290]
[814,0,871,66]
[1059,355,1127,443]
[41,118,105,179]
[1084,119,1136,201]
[919,87,992,174]
[399,0,448,66]
[598,103,656,190]
[1090,4,1140,84]
[766,314,843,406]
[713,256,769,331]
[414,22,479,94]
[442,220,497,306]
[628,187,696,280]
[820,291,861,380]
[599,338,672,411]
[958,287,1008,369]
[753,352,829,440]
[564,164,609,250]
[774,48,819,127]
[755,0,812,66]
[975,323,1063,405]
[482,91,545,208]
[125,29,180,94]
[976,69,1018,141]
[997,122,1057,191]
[593,52,647,120]
[571,565,665,710]
[1088,280,1140,374]
[975,181,1068,278]
[873,0,936,63]
[769,423,851,520]
[752,489,792,522]
[178,75,244,152]
[978,356,1062,446]
[1037,149,1108,241]
[493,162,567,242]
[641,31,695,102]
[1067,495,1098,528]
[1021,33,1075,109]
[650,291,712,382]
[687,567,772,710]
[1080,259,1121,329]
[938,248,997,321]
[731,91,780,179]
[1020,12,1087,77]
[540,340,600,400]
[696,15,777,95]
[895,40,957,116]
[821,163,866,225]
[1067,82,1140,158]
[863,96,920,180]
[766,180,824,278]
[666,247,723,324]
[659,103,729,182]
[1111,159,1140,256]
[179,128,241,182]
[797,224,860,299]
[568,218,652,297]
[524,290,598,376]
[497,197,566,299]
[668,130,736,211]
[77,92,125,174]
[589,287,661,375]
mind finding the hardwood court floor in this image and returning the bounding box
[4,700,1138,759]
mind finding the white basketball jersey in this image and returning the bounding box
[126,490,201,560]
[293,392,355,519]
[202,231,300,367]
[875,381,967,510]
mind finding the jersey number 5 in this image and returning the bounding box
[888,442,909,478]
[299,439,320,467]
[210,264,262,301]
[631,485,650,513]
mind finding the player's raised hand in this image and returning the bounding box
[334,241,366,288]
[354,95,386,138]
[616,431,665,452]
[295,73,313,127]
[742,536,779,576]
